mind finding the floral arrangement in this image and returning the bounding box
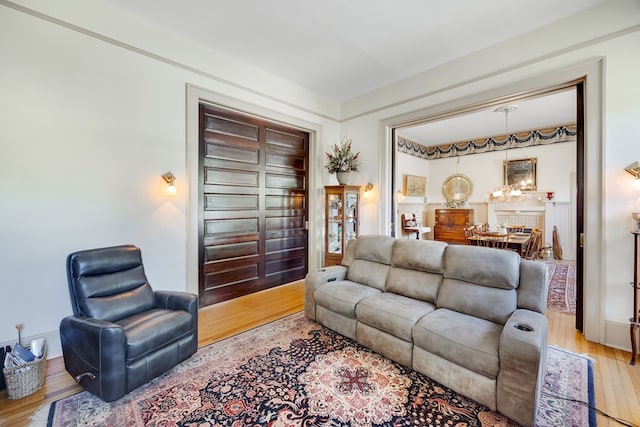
[325,137,361,174]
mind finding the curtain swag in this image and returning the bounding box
[398,123,577,160]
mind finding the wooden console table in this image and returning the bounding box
[631,231,639,365]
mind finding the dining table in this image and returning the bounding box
[467,232,531,256]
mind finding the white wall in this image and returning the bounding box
[0,0,340,356]
[342,0,640,350]
[413,142,577,206]
[395,142,577,255]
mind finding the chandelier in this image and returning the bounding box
[489,105,530,204]
[489,184,528,203]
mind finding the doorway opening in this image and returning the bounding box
[388,82,585,331]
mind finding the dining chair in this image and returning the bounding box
[506,224,526,233]
[476,232,510,249]
[464,225,477,244]
[524,228,542,259]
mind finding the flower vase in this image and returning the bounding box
[336,171,350,185]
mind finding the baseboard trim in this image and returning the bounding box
[0,329,61,360]
[605,320,634,353]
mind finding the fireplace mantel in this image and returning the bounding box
[487,192,555,245]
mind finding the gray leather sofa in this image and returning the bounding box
[305,235,549,426]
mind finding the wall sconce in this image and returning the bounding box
[626,161,640,190]
[397,190,405,203]
[364,182,374,198]
[161,172,176,195]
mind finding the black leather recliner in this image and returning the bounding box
[59,244,198,402]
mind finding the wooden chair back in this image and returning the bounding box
[476,232,510,249]
[524,228,542,259]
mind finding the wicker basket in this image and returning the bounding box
[3,343,47,400]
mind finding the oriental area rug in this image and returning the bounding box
[35,313,594,427]
[545,260,577,315]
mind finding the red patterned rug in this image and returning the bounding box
[36,313,594,427]
[545,260,577,315]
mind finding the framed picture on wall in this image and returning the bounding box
[404,174,426,197]
[504,158,537,190]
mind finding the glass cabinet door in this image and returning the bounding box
[344,191,358,246]
[327,193,343,254]
[325,185,360,266]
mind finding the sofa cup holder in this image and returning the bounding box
[514,323,534,332]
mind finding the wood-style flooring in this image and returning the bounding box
[1,281,638,427]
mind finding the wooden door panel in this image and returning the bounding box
[205,241,259,262]
[205,217,259,236]
[205,142,259,164]
[203,270,259,289]
[265,193,304,210]
[265,257,305,276]
[266,152,306,170]
[204,194,259,211]
[199,104,308,306]
[265,236,306,253]
[204,168,259,187]
[266,128,307,151]
[204,114,259,141]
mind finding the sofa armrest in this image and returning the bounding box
[59,316,127,402]
[304,266,348,320]
[497,309,548,426]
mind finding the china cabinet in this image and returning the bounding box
[630,231,639,365]
[324,185,360,266]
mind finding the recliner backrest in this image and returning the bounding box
[386,239,447,303]
[438,245,520,325]
[346,235,395,290]
[66,244,156,321]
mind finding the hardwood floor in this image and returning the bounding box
[1,281,638,426]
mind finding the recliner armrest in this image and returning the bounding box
[304,266,348,320]
[497,309,548,426]
[59,316,127,402]
[155,291,198,316]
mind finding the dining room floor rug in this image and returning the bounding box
[35,312,594,427]
[545,260,577,315]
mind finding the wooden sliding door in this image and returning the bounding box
[198,104,309,306]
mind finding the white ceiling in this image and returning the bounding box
[398,88,577,146]
[105,0,606,101]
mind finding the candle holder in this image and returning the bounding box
[16,323,23,346]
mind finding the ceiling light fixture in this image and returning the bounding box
[490,106,528,204]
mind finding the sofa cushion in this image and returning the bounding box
[356,292,435,341]
[345,235,395,290]
[353,235,395,264]
[347,260,390,291]
[413,308,501,379]
[392,239,447,273]
[437,278,517,325]
[444,245,520,290]
[116,308,193,362]
[314,280,381,318]
[386,267,442,303]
